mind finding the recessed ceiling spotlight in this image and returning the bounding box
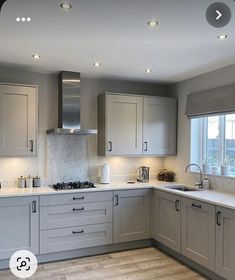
[145,69,152,73]
[60,3,72,10]
[16,17,32,22]
[147,20,158,28]
[93,62,101,67]
[218,34,228,40]
[21,17,26,22]
[27,17,31,22]
[16,17,20,22]
[32,54,40,60]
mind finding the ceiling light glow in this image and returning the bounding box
[32,54,40,60]
[218,34,228,40]
[60,3,72,10]
[16,17,20,22]
[93,62,101,67]
[147,20,158,28]
[27,17,31,22]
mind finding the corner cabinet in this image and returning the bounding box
[0,83,38,157]
[97,93,177,156]
[152,190,181,253]
[113,189,151,243]
[0,196,39,260]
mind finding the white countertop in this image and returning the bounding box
[1,180,235,210]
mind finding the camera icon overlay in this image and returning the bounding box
[9,250,38,279]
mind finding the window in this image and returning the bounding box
[190,114,235,176]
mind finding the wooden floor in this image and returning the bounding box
[0,247,207,280]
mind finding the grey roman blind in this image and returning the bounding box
[185,83,235,118]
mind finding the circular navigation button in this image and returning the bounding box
[206,2,231,28]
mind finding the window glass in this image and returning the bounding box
[225,114,235,173]
[207,116,220,166]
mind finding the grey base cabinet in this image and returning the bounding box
[40,191,113,254]
[216,206,235,280]
[152,190,181,253]
[0,196,39,260]
[113,189,150,243]
[181,197,216,271]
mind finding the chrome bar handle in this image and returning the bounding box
[175,200,180,212]
[144,141,148,152]
[114,194,119,206]
[72,230,84,234]
[191,203,201,209]
[73,207,85,211]
[73,196,84,200]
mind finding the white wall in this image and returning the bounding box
[165,64,235,193]
[0,65,168,184]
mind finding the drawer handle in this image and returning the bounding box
[32,200,37,213]
[73,207,84,211]
[191,203,201,209]
[73,196,85,200]
[144,141,148,152]
[108,141,112,152]
[29,140,34,152]
[72,230,84,234]
[217,211,222,226]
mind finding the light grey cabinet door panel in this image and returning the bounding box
[216,206,235,280]
[107,94,143,156]
[113,189,150,243]
[0,84,37,156]
[40,201,113,230]
[40,223,112,254]
[40,191,112,206]
[0,196,39,259]
[181,198,215,270]
[143,97,176,155]
[152,190,181,253]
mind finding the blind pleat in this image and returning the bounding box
[185,84,235,118]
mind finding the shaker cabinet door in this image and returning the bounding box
[143,97,176,155]
[181,198,216,271]
[152,190,181,253]
[113,189,150,243]
[0,196,39,260]
[106,94,143,156]
[0,84,37,156]
[216,206,235,280]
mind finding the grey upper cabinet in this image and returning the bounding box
[143,97,176,155]
[181,197,216,271]
[152,190,181,253]
[97,93,177,157]
[0,84,38,157]
[113,189,151,243]
[216,206,235,280]
[98,93,143,156]
[0,196,39,260]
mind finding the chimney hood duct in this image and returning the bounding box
[47,71,97,135]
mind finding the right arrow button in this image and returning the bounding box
[206,2,231,28]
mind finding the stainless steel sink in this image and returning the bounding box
[165,185,200,192]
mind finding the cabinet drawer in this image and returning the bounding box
[40,201,113,230]
[40,223,112,254]
[40,191,112,206]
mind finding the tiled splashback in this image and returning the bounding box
[47,135,89,184]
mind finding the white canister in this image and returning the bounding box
[25,176,33,188]
[100,164,110,184]
[18,176,25,188]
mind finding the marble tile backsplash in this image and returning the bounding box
[47,135,89,184]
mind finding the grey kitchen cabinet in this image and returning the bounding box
[143,97,176,155]
[98,93,143,156]
[152,190,181,253]
[97,92,177,157]
[216,206,235,280]
[0,83,38,157]
[113,189,151,243]
[40,191,113,254]
[181,197,216,271]
[0,196,39,260]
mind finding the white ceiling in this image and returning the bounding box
[0,0,235,82]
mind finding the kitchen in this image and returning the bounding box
[0,1,235,280]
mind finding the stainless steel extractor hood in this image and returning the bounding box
[47,71,97,135]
